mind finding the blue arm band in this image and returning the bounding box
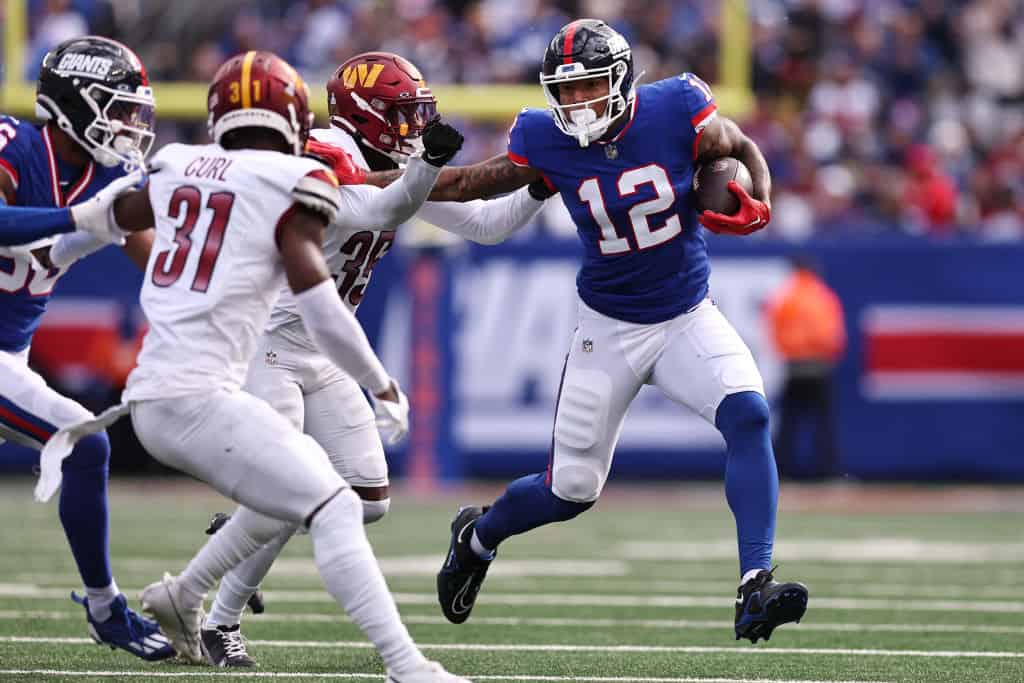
[0,205,75,246]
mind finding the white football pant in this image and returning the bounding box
[550,297,765,503]
[131,389,428,674]
[206,327,390,628]
[0,348,93,449]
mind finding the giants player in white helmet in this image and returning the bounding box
[174,51,551,667]
[38,50,473,683]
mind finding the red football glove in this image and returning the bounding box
[304,139,367,185]
[699,180,771,235]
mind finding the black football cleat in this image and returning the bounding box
[437,506,493,624]
[204,512,265,614]
[734,566,808,643]
[201,623,257,667]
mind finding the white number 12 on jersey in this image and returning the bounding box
[578,164,682,255]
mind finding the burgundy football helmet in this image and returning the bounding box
[208,51,313,155]
[326,52,437,162]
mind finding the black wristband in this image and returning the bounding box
[527,179,557,201]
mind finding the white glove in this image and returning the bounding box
[69,170,147,246]
[370,380,410,445]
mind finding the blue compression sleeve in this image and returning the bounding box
[0,203,75,245]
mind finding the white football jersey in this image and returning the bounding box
[264,126,544,350]
[268,127,389,337]
[124,142,340,400]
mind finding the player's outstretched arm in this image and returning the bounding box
[0,171,82,245]
[334,120,464,229]
[45,224,154,269]
[416,182,548,245]
[336,155,443,230]
[0,204,77,246]
[112,187,155,233]
[280,207,410,441]
[366,152,542,202]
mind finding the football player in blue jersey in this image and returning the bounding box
[367,18,808,643]
[0,36,173,660]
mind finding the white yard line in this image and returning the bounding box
[0,671,892,683]
[617,539,1024,563]
[3,610,1022,635]
[2,636,1022,659]
[1,584,1021,613]
[8,574,1024,600]
[9,573,1024,602]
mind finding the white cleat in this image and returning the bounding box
[139,572,205,664]
[387,660,473,683]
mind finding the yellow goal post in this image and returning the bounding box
[2,0,751,123]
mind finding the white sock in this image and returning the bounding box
[178,507,286,605]
[207,528,294,628]
[86,580,120,622]
[310,488,427,675]
[470,530,495,560]
[740,568,765,586]
[206,572,259,629]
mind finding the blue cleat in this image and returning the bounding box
[72,591,176,661]
[734,566,808,643]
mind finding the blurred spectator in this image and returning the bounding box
[26,0,88,79]
[902,144,959,235]
[18,0,1024,241]
[768,256,846,480]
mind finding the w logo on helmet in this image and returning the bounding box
[342,63,385,89]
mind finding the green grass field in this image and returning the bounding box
[0,477,1022,682]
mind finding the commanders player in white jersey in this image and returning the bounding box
[38,51,472,683]
[188,51,550,667]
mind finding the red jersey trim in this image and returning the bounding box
[304,168,340,187]
[65,161,95,205]
[507,151,530,167]
[41,126,62,206]
[691,103,717,131]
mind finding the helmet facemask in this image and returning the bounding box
[37,82,155,170]
[335,90,437,163]
[82,83,155,169]
[542,58,634,147]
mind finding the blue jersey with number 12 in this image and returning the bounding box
[0,115,127,352]
[508,73,718,324]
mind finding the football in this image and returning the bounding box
[693,157,754,215]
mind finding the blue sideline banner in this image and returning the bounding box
[3,236,1023,481]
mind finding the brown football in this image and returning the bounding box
[693,157,754,215]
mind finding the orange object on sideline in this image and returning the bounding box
[768,268,846,362]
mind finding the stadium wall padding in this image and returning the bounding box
[2,237,1022,481]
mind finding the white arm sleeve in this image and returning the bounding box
[293,279,391,395]
[49,232,108,267]
[415,186,544,245]
[333,155,440,230]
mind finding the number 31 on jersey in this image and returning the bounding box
[151,185,235,293]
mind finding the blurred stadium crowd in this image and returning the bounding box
[17,0,1024,240]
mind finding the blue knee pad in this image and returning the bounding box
[474,472,593,550]
[62,431,111,473]
[716,391,771,443]
[716,391,777,577]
